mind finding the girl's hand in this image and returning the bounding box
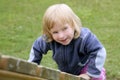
[79,74,91,80]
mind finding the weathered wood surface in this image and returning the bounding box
[0,70,46,80]
[0,55,87,80]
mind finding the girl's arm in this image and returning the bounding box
[83,28,106,78]
[28,36,50,64]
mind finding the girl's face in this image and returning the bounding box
[50,23,74,45]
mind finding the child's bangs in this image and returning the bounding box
[52,13,73,28]
[45,4,74,29]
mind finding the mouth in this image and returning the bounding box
[60,38,68,43]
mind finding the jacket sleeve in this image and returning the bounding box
[83,29,106,78]
[28,36,50,65]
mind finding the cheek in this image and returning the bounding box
[51,34,58,40]
[68,29,74,35]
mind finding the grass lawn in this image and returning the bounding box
[0,0,120,79]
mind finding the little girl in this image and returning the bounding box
[28,4,106,80]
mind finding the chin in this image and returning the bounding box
[61,42,70,45]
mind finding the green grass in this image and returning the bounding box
[0,0,120,79]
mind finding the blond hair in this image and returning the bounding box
[42,4,82,42]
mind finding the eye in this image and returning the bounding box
[52,31,58,34]
[62,26,68,31]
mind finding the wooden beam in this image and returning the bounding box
[0,70,46,80]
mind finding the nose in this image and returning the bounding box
[58,32,65,39]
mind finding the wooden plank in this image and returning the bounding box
[0,69,46,80]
